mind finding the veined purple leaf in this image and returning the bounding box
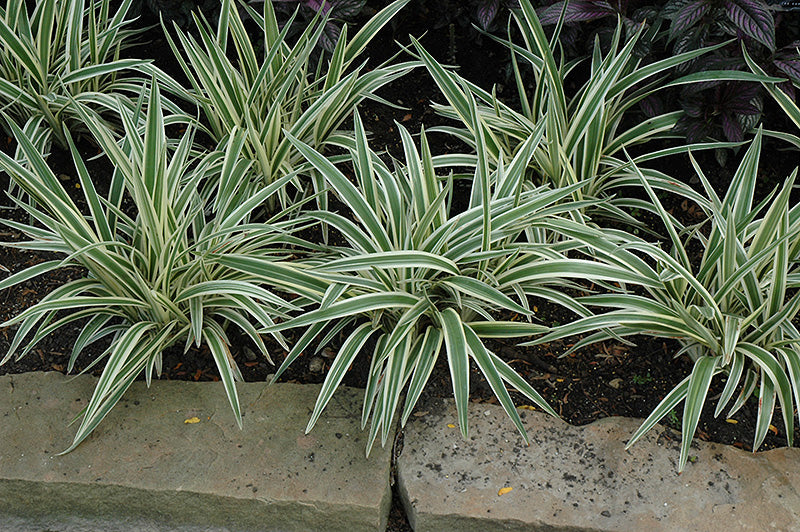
[736,82,761,101]
[681,98,704,118]
[676,115,711,143]
[742,96,763,131]
[715,17,741,39]
[778,81,796,102]
[668,1,709,42]
[724,84,761,117]
[305,0,324,12]
[661,0,691,19]
[330,0,366,20]
[681,75,727,95]
[674,115,690,133]
[538,1,615,25]
[639,94,664,117]
[726,100,761,115]
[318,21,341,52]
[681,55,740,95]
[632,6,660,25]
[725,0,775,51]
[476,0,500,30]
[775,60,800,85]
[672,25,704,56]
[622,16,637,35]
[721,113,744,142]
[557,23,582,54]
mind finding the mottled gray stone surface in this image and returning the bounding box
[0,372,393,532]
[398,397,800,532]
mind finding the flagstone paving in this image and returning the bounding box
[0,372,393,532]
[396,397,800,532]
[2,372,800,531]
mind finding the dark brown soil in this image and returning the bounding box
[1,6,799,532]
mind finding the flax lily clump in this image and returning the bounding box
[414,0,780,225]
[166,0,415,209]
[215,110,613,453]
[744,45,800,148]
[0,0,179,153]
[1,0,797,471]
[0,85,314,452]
[529,131,800,471]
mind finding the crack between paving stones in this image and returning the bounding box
[388,428,414,531]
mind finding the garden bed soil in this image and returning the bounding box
[1,5,800,531]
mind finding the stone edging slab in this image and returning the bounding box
[5,371,799,532]
[0,372,394,532]
[397,397,800,532]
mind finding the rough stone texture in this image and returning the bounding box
[398,397,800,532]
[0,372,394,532]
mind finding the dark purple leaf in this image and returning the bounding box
[476,0,500,30]
[681,98,704,118]
[318,21,341,52]
[726,100,761,115]
[738,82,761,101]
[721,113,744,141]
[304,0,326,12]
[558,23,582,54]
[775,60,800,84]
[632,28,653,57]
[639,94,664,117]
[778,81,796,102]
[725,0,775,51]
[632,6,660,24]
[330,0,366,20]
[682,56,743,95]
[720,81,759,103]
[537,1,615,25]
[622,16,638,35]
[687,123,710,143]
[682,75,725,96]
[661,0,690,19]
[716,15,741,39]
[738,97,762,130]
[718,82,761,116]
[672,25,706,60]
[669,1,709,42]
[674,114,691,134]
[676,115,711,142]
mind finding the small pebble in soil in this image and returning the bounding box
[242,347,257,362]
[308,356,325,373]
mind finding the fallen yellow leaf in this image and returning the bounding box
[184,417,201,424]
[769,425,778,435]
[725,419,738,424]
[498,487,513,496]
[518,405,536,411]
[446,423,456,429]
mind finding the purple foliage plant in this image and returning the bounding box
[270,0,367,51]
